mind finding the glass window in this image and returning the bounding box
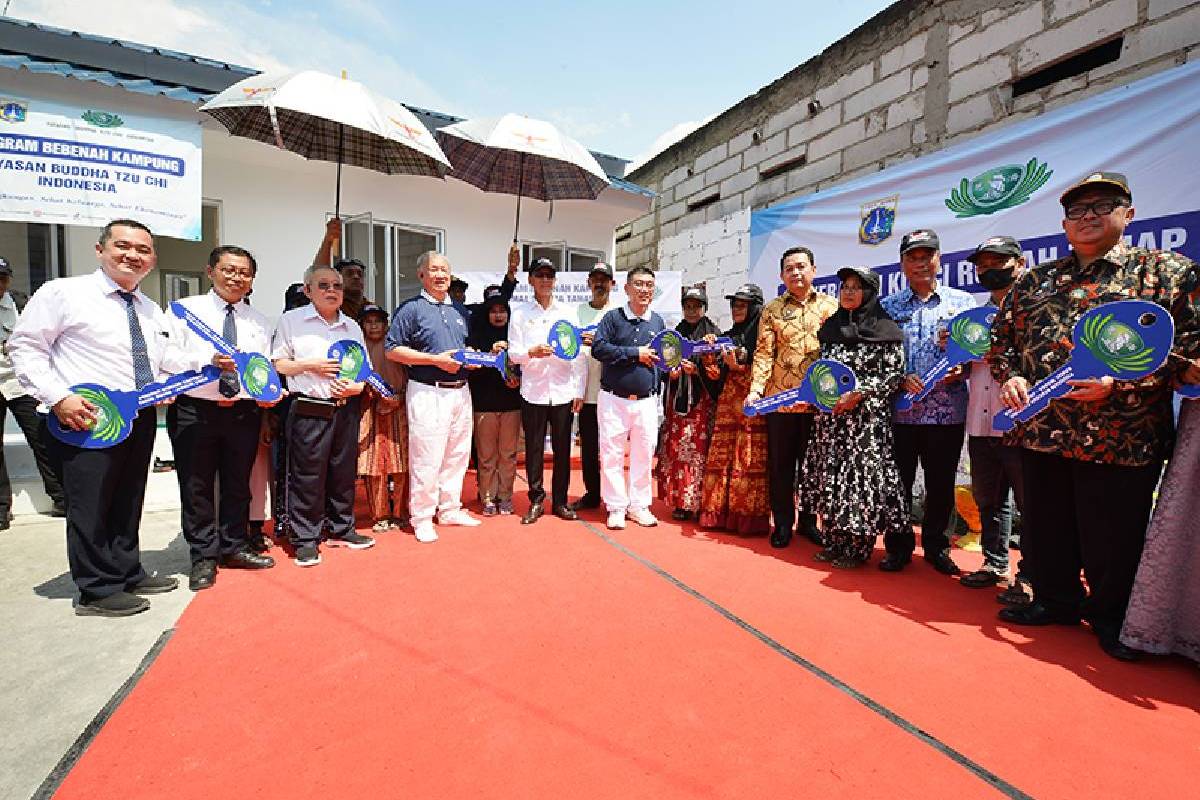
[0,220,66,308]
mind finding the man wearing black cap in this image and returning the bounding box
[448,277,469,307]
[989,172,1200,661]
[573,262,617,510]
[880,229,977,576]
[0,256,66,524]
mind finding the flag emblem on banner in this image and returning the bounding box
[0,100,27,124]
[945,158,1053,218]
[859,195,898,245]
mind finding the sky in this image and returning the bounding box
[7,0,898,171]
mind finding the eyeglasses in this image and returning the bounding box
[1064,199,1128,220]
[216,267,254,279]
[314,281,344,291]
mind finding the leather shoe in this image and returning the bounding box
[521,504,544,525]
[571,494,601,510]
[1098,634,1141,662]
[553,505,578,521]
[769,528,791,548]
[221,550,275,569]
[997,603,1080,626]
[189,559,217,591]
[924,550,961,576]
[878,554,910,572]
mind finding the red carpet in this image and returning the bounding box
[52,470,1198,799]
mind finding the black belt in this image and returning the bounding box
[411,376,466,389]
[295,393,349,407]
[602,388,654,401]
[177,395,257,409]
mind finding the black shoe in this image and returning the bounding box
[246,534,271,554]
[293,544,321,567]
[522,504,544,525]
[799,517,823,547]
[50,500,67,518]
[1098,634,1141,662]
[189,559,217,591]
[961,569,1003,588]
[878,554,910,572]
[998,603,1081,626]
[220,550,275,569]
[553,505,578,521]
[129,574,179,595]
[0,518,9,531]
[996,579,1034,607]
[326,532,375,550]
[924,550,961,576]
[76,591,149,617]
[769,528,792,548]
[571,494,601,511]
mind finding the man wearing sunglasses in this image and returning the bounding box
[988,172,1200,661]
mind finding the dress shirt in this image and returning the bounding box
[171,290,274,402]
[577,300,617,404]
[0,291,26,400]
[749,290,839,412]
[386,290,469,385]
[9,269,188,409]
[271,304,366,400]
[592,304,666,398]
[881,284,976,425]
[508,297,586,405]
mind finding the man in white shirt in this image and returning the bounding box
[168,246,278,590]
[0,256,66,524]
[572,263,617,512]
[272,265,374,567]
[508,258,586,523]
[9,219,185,616]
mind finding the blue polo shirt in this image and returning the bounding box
[387,290,469,385]
[592,304,665,398]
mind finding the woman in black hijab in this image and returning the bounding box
[466,287,522,516]
[801,267,908,568]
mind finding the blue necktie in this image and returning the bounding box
[117,291,154,390]
[219,303,240,398]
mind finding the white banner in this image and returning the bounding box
[749,60,1200,298]
[0,96,203,240]
[455,270,685,326]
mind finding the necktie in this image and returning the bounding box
[219,303,240,398]
[117,291,154,390]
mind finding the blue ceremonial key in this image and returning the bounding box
[49,366,222,449]
[993,299,1174,432]
[744,359,858,416]
[327,339,395,399]
[650,329,735,369]
[547,320,597,360]
[451,348,518,380]
[895,305,994,411]
[169,301,283,402]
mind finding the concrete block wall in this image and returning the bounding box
[617,0,1200,327]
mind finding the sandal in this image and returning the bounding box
[996,579,1033,607]
[961,569,1003,588]
[371,520,392,533]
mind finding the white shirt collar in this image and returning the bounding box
[94,268,149,304]
[209,289,244,313]
[421,290,452,305]
[622,303,653,322]
[301,302,348,328]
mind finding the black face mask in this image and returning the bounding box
[977,267,1015,291]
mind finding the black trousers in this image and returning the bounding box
[888,422,965,559]
[1020,449,1160,635]
[766,412,815,534]
[0,393,65,513]
[521,399,574,508]
[48,407,155,600]
[578,402,600,500]
[166,397,261,562]
[286,396,360,545]
[271,394,294,528]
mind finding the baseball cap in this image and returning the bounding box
[1060,171,1131,207]
[899,229,940,255]
[357,303,388,323]
[482,284,508,308]
[588,262,614,279]
[527,257,558,274]
[0,257,10,277]
[835,266,880,292]
[449,276,469,290]
[968,235,1023,262]
[681,286,708,307]
[724,283,764,305]
[333,258,366,272]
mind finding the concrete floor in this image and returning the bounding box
[0,508,194,800]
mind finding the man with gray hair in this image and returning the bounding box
[386,251,479,543]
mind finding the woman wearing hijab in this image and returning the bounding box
[357,304,410,531]
[699,283,771,534]
[467,287,522,516]
[801,267,908,568]
[656,286,723,520]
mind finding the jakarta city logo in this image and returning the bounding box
[0,99,28,123]
[81,110,124,128]
[859,195,898,245]
[945,158,1052,218]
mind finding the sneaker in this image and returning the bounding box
[497,499,514,515]
[293,544,321,566]
[129,574,179,595]
[481,500,498,517]
[327,531,376,550]
[414,523,439,543]
[76,591,150,617]
[438,509,482,527]
[606,511,626,530]
[627,508,658,527]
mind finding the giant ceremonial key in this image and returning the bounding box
[49,366,222,449]
[327,340,396,398]
[547,320,597,360]
[993,299,1174,432]
[169,301,283,402]
[895,305,994,411]
[451,347,516,379]
[650,329,734,370]
[744,359,858,416]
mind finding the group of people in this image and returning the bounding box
[4,170,1197,666]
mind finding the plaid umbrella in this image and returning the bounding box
[435,114,610,241]
[200,70,450,219]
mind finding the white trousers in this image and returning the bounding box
[407,382,473,527]
[597,390,658,515]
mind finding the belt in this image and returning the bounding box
[296,393,349,407]
[412,376,466,389]
[603,388,653,401]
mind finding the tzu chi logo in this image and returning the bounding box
[945,158,1053,218]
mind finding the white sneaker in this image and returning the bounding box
[606,511,626,530]
[627,508,658,527]
[438,509,482,527]
[414,524,439,543]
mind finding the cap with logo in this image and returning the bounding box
[588,262,614,279]
[357,303,388,323]
[527,257,558,274]
[681,286,708,307]
[724,283,764,305]
[1060,171,1131,207]
[482,284,509,309]
[835,266,880,293]
[968,235,1023,263]
[899,229,940,255]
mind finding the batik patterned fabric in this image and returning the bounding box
[880,285,976,425]
[749,291,838,412]
[655,393,715,512]
[987,243,1200,466]
[699,369,770,534]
